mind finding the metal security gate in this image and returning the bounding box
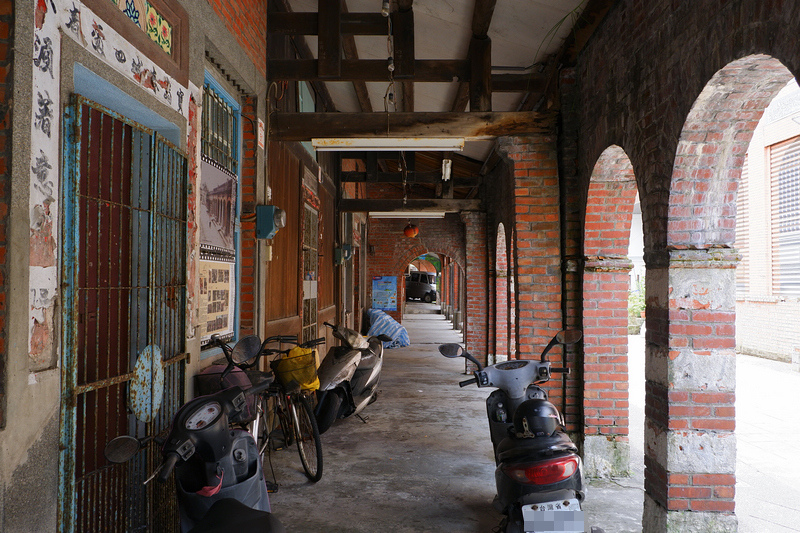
[59,96,188,532]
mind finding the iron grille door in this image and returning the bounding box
[59,96,188,532]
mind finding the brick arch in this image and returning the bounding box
[649,55,796,524]
[669,55,794,249]
[582,145,638,478]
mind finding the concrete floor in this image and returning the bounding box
[265,311,634,532]
[265,311,800,532]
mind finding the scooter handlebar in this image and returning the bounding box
[247,379,273,396]
[551,367,570,374]
[459,377,478,387]
[158,452,180,484]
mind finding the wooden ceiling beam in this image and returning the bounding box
[341,3,373,112]
[269,59,468,83]
[338,198,481,213]
[392,9,415,79]
[269,12,389,36]
[317,0,342,78]
[271,111,556,141]
[450,0,497,113]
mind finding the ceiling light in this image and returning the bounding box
[442,158,452,181]
[369,211,447,219]
[311,138,465,152]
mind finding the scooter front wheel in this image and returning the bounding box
[315,389,344,435]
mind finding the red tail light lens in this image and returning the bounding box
[502,455,579,485]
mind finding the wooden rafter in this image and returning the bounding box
[451,0,497,113]
[270,111,556,141]
[341,2,372,112]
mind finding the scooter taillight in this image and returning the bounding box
[501,455,579,485]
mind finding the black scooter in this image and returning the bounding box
[440,330,604,533]
[313,322,392,434]
[105,337,285,533]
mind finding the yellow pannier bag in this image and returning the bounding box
[275,346,320,391]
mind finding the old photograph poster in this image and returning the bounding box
[199,258,236,345]
[200,156,237,255]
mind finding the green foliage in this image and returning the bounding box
[628,279,646,318]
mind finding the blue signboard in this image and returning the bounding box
[372,276,397,311]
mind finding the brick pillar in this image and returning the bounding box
[643,249,737,532]
[239,96,258,335]
[0,0,10,428]
[583,257,632,477]
[497,135,563,410]
[462,211,488,360]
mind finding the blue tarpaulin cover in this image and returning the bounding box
[366,309,410,348]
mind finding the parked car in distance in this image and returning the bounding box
[405,271,437,302]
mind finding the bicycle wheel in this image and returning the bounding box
[290,393,323,482]
[252,395,270,461]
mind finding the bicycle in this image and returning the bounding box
[212,333,325,483]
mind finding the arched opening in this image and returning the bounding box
[494,223,509,364]
[645,54,795,529]
[733,77,800,531]
[582,145,639,478]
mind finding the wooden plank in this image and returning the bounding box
[269,12,390,35]
[339,198,481,212]
[469,37,492,112]
[268,59,469,82]
[317,0,342,78]
[271,111,556,141]
[471,0,497,37]
[402,81,414,112]
[392,10,415,79]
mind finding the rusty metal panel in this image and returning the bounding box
[60,96,187,532]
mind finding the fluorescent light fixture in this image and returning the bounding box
[369,211,447,219]
[311,137,465,152]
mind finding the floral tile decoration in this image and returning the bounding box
[113,0,172,55]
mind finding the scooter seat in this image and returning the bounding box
[496,431,578,463]
[357,338,383,370]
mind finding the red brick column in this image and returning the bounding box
[239,96,258,335]
[462,211,489,360]
[582,147,637,476]
[497,135,564,414]
[0,0,10,428]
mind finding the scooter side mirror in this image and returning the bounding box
[231,335,262,365]
[438,343,464,358]
[104,435,142,464]
[556,329,583,345]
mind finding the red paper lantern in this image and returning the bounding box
[403,223,419,238]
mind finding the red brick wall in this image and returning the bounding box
[573,0,800,519]
[239,96,258,336]
[208,0,267,77]
[0,0,11,429]
[0,0,9,429]
[494,224,508,358]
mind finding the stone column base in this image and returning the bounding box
[584,435,630,478]
[643,493,737,533]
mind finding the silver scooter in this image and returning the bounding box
[440,330,605,533]
[105,336,285,533]
[313,322,392,434]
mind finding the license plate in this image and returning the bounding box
[521,498,584,533]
